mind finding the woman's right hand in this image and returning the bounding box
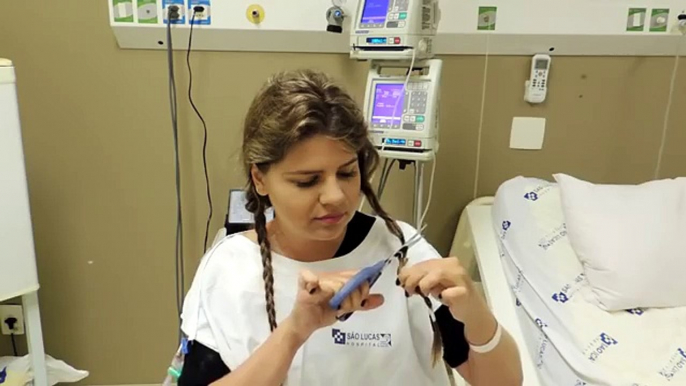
[284,270,385,343]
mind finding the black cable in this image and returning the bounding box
[11,334,18,356]
[377,159,396,200]
[377,159,388,197]
[187,9,214,253]
[166,7,185,333]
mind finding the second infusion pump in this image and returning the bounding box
[364,59,442,157]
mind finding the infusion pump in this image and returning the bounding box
[351,0,440,60]
[363,59,442,159]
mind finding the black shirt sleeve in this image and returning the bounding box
[435,305,470,368]
[178,341,231,386]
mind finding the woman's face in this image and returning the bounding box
[252,135,362,242]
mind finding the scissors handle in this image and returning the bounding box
[329,260,386,321]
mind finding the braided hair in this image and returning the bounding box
[241,70,442,363]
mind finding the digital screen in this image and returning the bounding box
[371,83,405,126]
[535,60,548,70]
[367,37,388,44]
[361,0,390,25]
[384,138,406,145]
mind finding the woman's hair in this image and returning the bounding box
[241,69,441,364]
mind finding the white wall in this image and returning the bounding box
[109,0,686,55]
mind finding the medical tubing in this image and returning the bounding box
[654,34,683,179]
[166,7,185,333]
[187,9,215,253]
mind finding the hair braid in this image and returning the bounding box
[246,184,278,333]
[362,177,443,366]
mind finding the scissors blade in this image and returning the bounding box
[392,231,424,259]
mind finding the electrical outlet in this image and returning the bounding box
[189,0,211,24]
[0,305,25,336]
[192,7,210,22]
[163,0,186,24]
[678,12,686,33]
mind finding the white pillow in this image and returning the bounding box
[554,173,686,311]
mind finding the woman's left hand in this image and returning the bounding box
[397,257,492,326]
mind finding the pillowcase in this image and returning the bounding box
[554,173,686,311]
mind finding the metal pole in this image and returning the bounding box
[23,291,47,386]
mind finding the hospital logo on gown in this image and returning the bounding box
[332,328,392,348]
[0,367,6,384]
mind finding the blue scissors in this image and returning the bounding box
[329,231,424,321]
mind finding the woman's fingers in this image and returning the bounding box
[440,286,468,305]
[418,271,444,299]
[359,281,371,307]
[306,270,380,314]
[401,270,425,296]
[362,294,384,310]
[299,270,320,294]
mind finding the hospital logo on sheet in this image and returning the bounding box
[500,221,511,239]
[551,273,585,304]
[332,329,392,348]
[538,223,567,250]
[535,335,550,369]
[659,348,686,381]
[524,184,553,202]
[535,318,548,329]
[584,332,619,362]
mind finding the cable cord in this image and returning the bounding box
[473,33,491,199]
[654,37,683,179]
[384,49,417,154]
[376,159,396,200]
[166,9,185,330]
[11,333,18,356]
[419,154,437,227]
[187,10,214,252]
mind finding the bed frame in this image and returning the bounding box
[450,199,541,386]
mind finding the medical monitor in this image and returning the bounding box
[363,59,442,159]
[350,0,440,60]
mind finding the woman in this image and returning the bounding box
[179,70,523,386]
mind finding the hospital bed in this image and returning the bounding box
[452,178,686,386]
[450,198,541,386]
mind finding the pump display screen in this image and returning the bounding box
[371,83,405,126]
[361,0,390,25]
[384,138,407,145]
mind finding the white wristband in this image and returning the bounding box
[469,322,502,354]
